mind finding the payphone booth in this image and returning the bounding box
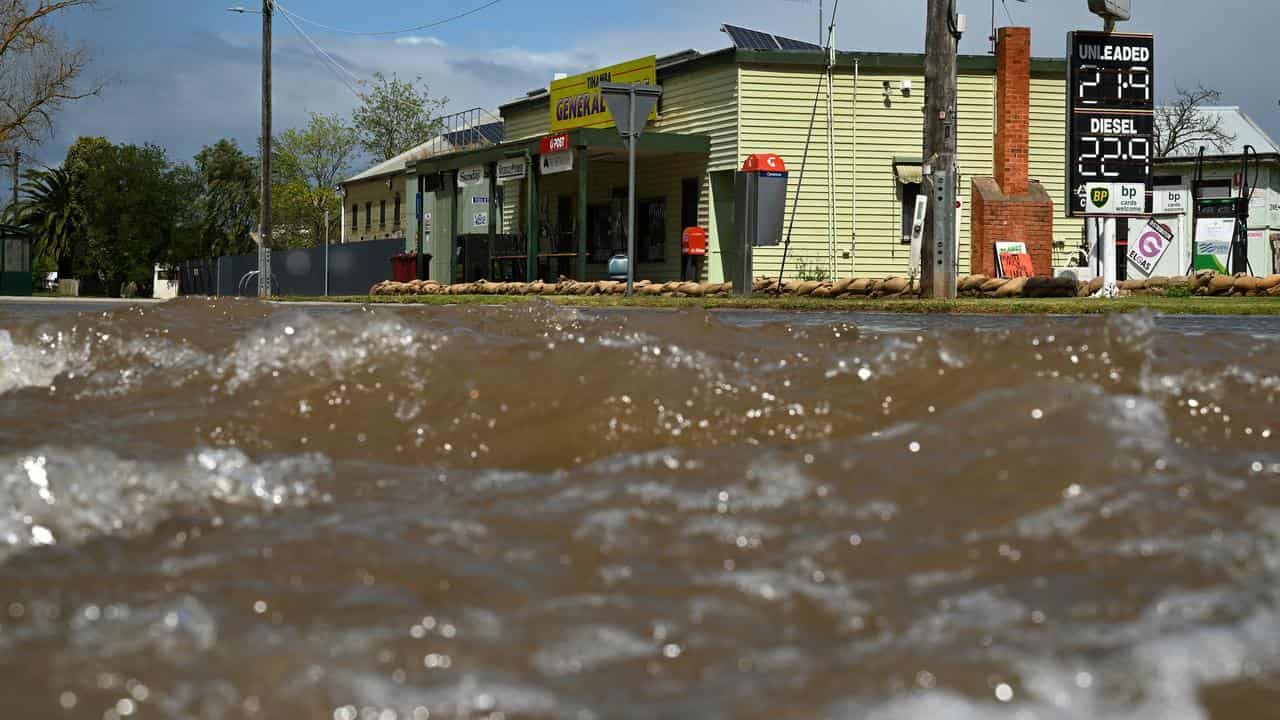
[729,154,789,294]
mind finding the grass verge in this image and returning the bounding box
[274,294,1280,315]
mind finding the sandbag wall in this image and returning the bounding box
[370,271,1280,300]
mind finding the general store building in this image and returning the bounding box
[387,25,1079,285]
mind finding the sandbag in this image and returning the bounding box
[1119,278,1146,291]
[1233,276,1260,294]
[795,281,822,296]
[995,277,1027,298]
[1258,274,1280,291]
[848,279,872,296]
[831,278,855,295]
[1207,275,1236,296]
[881,277,909,294]
[981,278,1008,293]
[1192,271,1216,291]
[811,287,833,298]
[960,274,990,293]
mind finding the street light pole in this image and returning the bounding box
[258,0,272,298]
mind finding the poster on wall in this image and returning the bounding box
[471,195,490,231]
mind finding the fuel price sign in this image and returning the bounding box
[1067,31,1155,217]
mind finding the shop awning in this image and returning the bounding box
[894,158,923,185]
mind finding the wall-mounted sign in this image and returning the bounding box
[496,158,526,182]
[1127,219,1173,276]
[1085,182,1146,215]
[540,133,570,155]
[1066,31,1155,217]
[540,151,574,176]
[549,56,658,133]
[1154,188,1188,215]
[457,166,486,187]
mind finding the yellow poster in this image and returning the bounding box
[549,56,658,132]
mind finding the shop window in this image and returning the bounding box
[638,198,666,263]
[365,202,372,229]
[556,196,574,252]
[681,178,700,231]
[588,204,617,262]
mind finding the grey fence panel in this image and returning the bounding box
[180,239,402,297]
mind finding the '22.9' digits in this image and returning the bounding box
[1077,135,1150,180]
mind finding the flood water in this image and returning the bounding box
[2,297,1279,719]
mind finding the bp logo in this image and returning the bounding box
[1090,187,1111,209]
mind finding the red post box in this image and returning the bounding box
[681,227,708,281]
[681,227,708,256]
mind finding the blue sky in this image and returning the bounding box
[27,0,1280,172]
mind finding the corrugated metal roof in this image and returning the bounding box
[343,114,504,184]
[1164,106,1280,158]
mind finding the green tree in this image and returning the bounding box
[76,141,186,294]
[351,72,447,163]
[193,138,258,257]
[10,165,83,275]
[273,113,358,247]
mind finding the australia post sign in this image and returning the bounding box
[549,56,658,133]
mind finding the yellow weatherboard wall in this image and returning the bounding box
[550,56,658,132]
[494,49,1077,281]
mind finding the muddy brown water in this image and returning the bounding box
[2,297,1280,719]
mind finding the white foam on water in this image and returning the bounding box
[0,446,331,561]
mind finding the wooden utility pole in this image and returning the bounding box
[258,0,272,297]
[922,0,959,299]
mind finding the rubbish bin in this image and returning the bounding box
[729,154,789,294]
[391,253,417,283]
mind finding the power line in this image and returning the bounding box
[274,0,504,37]
[273,2,363,98]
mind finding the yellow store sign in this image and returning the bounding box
[549,56,658,132]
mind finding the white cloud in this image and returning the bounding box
[393,36,446,47]
[30,0,1280,169]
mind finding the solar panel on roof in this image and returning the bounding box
[776,35,822,52]
[723,24,780,51]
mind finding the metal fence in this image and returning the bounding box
[177,238,404,297]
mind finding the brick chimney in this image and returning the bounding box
[971,27,1054,277]
[994,27,1031,195]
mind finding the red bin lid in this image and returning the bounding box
[741,154,787,173]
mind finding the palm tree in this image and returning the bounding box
[12,167,83,275]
